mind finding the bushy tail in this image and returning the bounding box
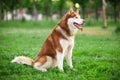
[11,56,34,66]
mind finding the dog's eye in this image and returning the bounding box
[75,17,78,19]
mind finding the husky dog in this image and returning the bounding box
[11,8,85,72]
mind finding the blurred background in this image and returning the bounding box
[0,0,120,34]
[0,0,120,25]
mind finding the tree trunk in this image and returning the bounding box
[102,0,107,28]
[0,3,2,22]
[32,0,38,21]
[113,4,117,22]
[11,2,15,20]
[82,7,85,19]
[12,11,14,20]
[95,8,99,21]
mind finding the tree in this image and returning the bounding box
[0,0,2,21]
[89,0,102,21]
[108,0,120,22]
[38,0,52,19]
[102,0,107,28]
[21,0,33,13]
[32,0,38,21]
[0,0,21,19]
[53,0,66,17]
[1,0,21,20]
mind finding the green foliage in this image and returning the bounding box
[89,0,102,9]
[37,0,52,15]
[108,0,120,6]
[1,0,21,11]
[0,21,120,80]
[52,0,66,13]
[107,0,120,22]
[115,24,120,33]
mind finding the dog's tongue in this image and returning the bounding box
[76,25,83,31]
[74,23,83,31]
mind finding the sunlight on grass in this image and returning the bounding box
[78,27,115,35]
[1,28,51,34]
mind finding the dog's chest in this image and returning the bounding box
[60,36,74,52]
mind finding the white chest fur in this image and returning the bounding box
[55,26,75,71]
[56,36,74,71]
[60,36,74,54]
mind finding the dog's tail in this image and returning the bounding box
[11,56,34,66]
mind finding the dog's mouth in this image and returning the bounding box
[73,22,83,31]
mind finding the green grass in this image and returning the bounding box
[0,20,120,80]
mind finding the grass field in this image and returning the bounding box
[0,20,120,80]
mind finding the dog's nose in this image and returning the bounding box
[83,20,85,23]
[81,20,85,25]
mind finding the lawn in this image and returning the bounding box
[0,20,120,80]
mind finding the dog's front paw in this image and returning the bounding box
[59,68,64,72]
[40,68,47,72]
[70,65,73,69]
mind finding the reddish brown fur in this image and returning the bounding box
[34,10,78,65]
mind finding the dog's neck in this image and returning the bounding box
[58,22,78,37]
[55,25,76,41]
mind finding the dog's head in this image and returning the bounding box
[66,8,85,31]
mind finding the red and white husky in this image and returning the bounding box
[11,8,85,72]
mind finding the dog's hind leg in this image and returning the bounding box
[33,56,53,72]
[34,62,47,72]
[56,51,64,72]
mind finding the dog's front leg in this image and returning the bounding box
[66,46,73,69]
[56,51,64,72]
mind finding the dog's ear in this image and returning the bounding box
[67,8,74,14]
[76,9,79,13]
